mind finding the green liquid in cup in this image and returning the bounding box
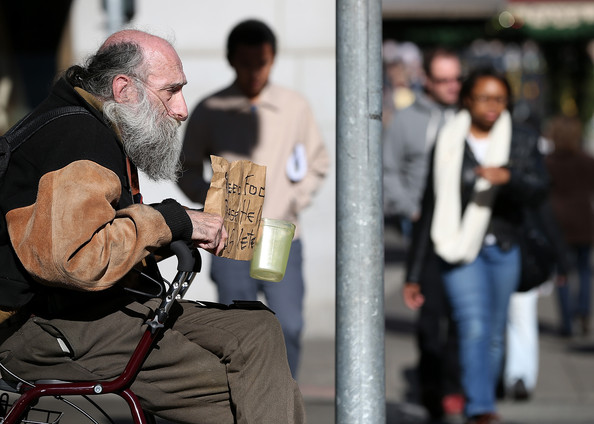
[250,219,295,282]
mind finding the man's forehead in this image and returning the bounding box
[431,57,460,75]
[132,39,185,87]
[145,55,186,86]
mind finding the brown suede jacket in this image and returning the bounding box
[0,78,193,313]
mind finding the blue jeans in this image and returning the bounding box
[556,245,592,335]
[210,239,304,379]
[441,244,520,417]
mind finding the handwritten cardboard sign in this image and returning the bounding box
[203,155,266,260]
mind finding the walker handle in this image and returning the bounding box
[170,240,197,273]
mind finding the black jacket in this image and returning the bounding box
[406,123,550,283]
[0,78,192,310]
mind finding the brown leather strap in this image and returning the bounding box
[126,157,143,204]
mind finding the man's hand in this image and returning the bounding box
[186,210,227,255]
[402,282,425,310]
[475,166,510,186]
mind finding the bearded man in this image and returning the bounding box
[0,30,304,424]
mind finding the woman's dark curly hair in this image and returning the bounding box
[459,66,513,113]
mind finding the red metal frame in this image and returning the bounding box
[3,316,158,424]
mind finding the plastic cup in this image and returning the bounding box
[250,218,296,282]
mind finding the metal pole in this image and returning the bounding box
[336,0,385,422]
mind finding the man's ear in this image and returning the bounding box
[112,74,133,103]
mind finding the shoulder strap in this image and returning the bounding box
[4,106,92,151]
[0,106,92,178]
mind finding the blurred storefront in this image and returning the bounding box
[382,0,594,146]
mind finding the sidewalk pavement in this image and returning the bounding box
[299,227,594,423]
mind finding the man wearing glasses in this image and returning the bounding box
[383,47,464,422]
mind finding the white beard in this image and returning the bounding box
[103,85,183,182]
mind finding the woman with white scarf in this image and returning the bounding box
[403,68,549,424]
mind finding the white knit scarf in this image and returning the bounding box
[430,109,512,264]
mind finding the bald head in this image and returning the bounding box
[100,30,172,55]
[99,30,180,78]
[102,29,153,47]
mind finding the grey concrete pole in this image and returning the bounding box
[335,0,385,422]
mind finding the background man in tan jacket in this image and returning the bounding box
[178,19,329,379]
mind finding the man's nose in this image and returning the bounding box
[169,93,188,121]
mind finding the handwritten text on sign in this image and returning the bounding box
[203,155,266,260]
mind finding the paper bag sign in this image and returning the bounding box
[203,155,266,260]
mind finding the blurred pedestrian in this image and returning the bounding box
[0,76,11,134]
[503,197,568,401]
[384,47,465,421]
[404,67,550,424]
[383,47,461,236]
[382,59,415,127]
[504,286,540,400]
[177,19,329,379]
[545,114,594,337]
[381,40,421,128]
